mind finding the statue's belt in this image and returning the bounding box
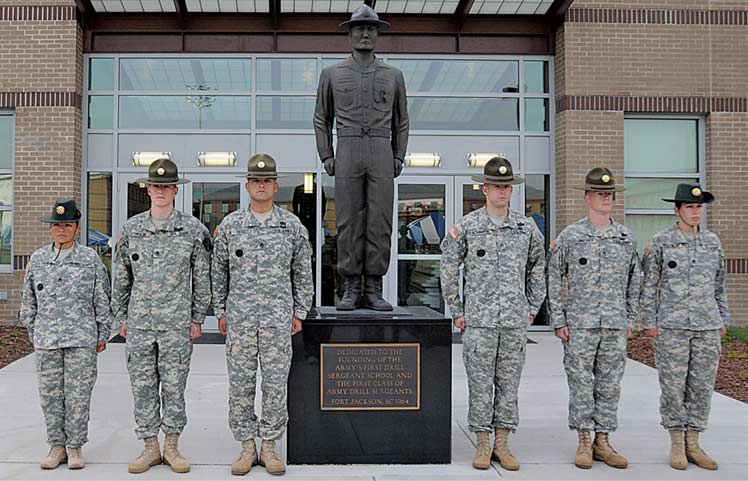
[337,127,391,138]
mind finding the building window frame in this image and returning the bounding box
[0,111,14,274]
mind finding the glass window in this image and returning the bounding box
[89,58,114,91]
[388,59,518,93]
[398,259,444,313]
[192,182,241,237]
[624,214,675,255]
[0,114,12,170]
[256,58,317,91]
[127,180,151,219]
[119,96,251,130]
[320,174,340,306]
[0,209,11,267]
[624,119,698,173]
[524,60,548,93]
[88,96,114,129]
[397,184,445,255]
[525,98,549,132]
[119,58,251,92]
[409,98,518,131]
[256,96,316,129]
[462,183,485,216]
[525,174,549,247]
[87,173,112,270]
[624,177,699,211]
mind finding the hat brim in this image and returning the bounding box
[573,184,625,192]
[236,174,285,179]
[662,192,715,204]
[339,19,390,32]
[471,174,524,185]
[135,177,191,185]
[39,215,81,223]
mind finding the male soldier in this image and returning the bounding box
[111,158,212,474]
[641,183,729,471]
[441,156,546,471]
[212,153,313,476]
[547,167,640,470]
[20,198,112,470]
[314,4,409,310]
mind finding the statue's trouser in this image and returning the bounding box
[334,135,394,277]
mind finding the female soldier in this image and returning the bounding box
[19,198,113,469]
[641,183,730,471]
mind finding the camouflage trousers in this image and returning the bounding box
[36,347,98,448]
[654,328,721,432]
[563,328,627,432]
[462,326,527,432]
[126,328,193,439]
[227,326,292,441]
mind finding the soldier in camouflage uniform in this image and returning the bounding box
[111,158,212,474]
[641,183,729,471]
[440,157,546,471]
[212,153,314,476]
[547,167,640,470]
[20,198,112,470]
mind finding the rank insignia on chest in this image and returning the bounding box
[448,225,461,240]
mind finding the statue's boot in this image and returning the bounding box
[362,276,393,311]
[336,276,361,311]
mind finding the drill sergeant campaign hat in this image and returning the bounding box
[339,4,391,32]
[238,153,284,179]
[662,182,715,204]
[39,198,82,223]
[470,155,525,185]
[135,158,191,185]
[574,167,625,192]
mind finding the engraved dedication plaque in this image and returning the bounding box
[320,343,420,410]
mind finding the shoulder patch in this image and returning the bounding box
[448,225,461,240]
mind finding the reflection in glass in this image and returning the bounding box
[388,59,518,93]
[119,96,250,129]
[397,184,445,255]
[0,114,14,170]
[89,58,114,91]
[625,214,675,255]
[0,174,11,205]
[88,96,114,129]
[0,210,11,266]
[192,183,241,238]
[625,119,698,173]
[257,58,317,91]
[462,183,485,216]
[524,60,549,93]
[87,173,112,270]
[624,177,699,211]
[256,96,316,129]
[127,181,151,219]
[409,98,518,131]
[398,259,444,313]
[525,98,549,132]
[320,174,340,306]
[525,174,550,248]
[120,58,251,92]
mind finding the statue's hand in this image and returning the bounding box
[394,158,404,177]
[323,157,335,176]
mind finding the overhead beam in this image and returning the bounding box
[364,0,377,8]
[269,0,281,28]
[453,0,476,30]
[546,0,574,24]
[174,0,187,28]
[75,0,95,27]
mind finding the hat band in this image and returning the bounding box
[585,183,617,190]
[483,174,515,181]
[246,172,278,177]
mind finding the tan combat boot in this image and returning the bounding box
[127,436,162,474]
[231,440,258,476]
[492,429,520,471]
[592,432,628,468]
[259,440,286,475]
[163,433,190,473]
[574,430,593,469]
[685,430,718,470]
[668,430,688,470]
[40,445,67,469]
[472,432,491,470]
[67,447,85,469]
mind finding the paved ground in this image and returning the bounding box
[1,332,746,480]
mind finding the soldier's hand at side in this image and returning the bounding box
[529,315,535,325]
[323,158,335,176]
[643,328,659,338]
[626,327,632,339]
[555,326,569,341]
[720,326,727,337]
[96,341,107,353]
[291,318,303,336]
[190,322,202,340]
[218,317,227,336]
[394,158,404,177]
[453,316,465,332]
[119,324,127,338]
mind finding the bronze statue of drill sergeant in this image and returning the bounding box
[313,5,409,311]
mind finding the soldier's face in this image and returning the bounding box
[147,184,178,208]
[50,222,79,245]
[482,184,512,209]
[675,202,703,226]
[349,24,379,51]
[584,191,614,214]
[246,178,278,203]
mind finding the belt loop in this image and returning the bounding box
[361,127,370,137]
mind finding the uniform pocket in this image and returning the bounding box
[335,83,357,110]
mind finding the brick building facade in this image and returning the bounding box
[0,0,746,326]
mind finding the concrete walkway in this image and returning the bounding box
[1,332,746,480]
